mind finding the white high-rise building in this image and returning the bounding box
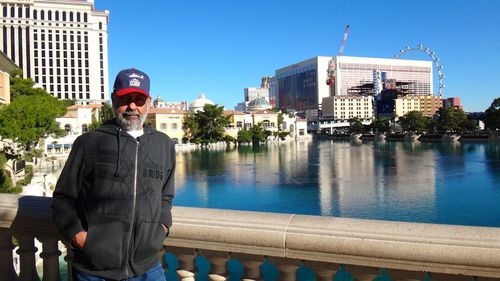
[276,56,433,112]
[0,0,109,103]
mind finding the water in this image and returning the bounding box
[174,139,500,227]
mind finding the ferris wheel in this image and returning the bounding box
[394,45,445,98]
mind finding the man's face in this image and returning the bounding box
[113,93,151,131]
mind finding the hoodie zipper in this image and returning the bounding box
[125,139,140,277]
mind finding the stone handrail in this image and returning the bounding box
[2,194,500,280]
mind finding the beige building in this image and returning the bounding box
[322,95,374,121]
[56,103,101,135]
[0,51,17,104]
[252,109,278,131]
[223,110,249,138]
[319,95,374,132]
[395,95,442,117]
[147,108,187,143]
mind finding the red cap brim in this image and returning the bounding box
[114,88,150,97]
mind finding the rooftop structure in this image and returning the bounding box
[189,93,214,112]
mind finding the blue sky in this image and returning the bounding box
[95,0,500,112]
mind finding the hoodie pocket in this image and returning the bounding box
[133,222,165,263]
[83,222,126,269]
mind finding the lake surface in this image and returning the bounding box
[174,139,500,227]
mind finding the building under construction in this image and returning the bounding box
[275,55,434,115]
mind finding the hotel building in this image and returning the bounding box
[0,0,109,103]
[394,95,442,117]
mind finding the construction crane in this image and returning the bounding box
[326,25,350,94]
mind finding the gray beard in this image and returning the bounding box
[115,109,148,131]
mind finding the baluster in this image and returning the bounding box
[39,236,61,281]
[64,245,73,281]
[0,229,18,281]
[16,234,41,281]
[373,268,392,281]
[268,257,300,281]
[199,250,228,281]
[317,269,336,281]
[170,247,196,281]
[232,253,262,281]
[305,261,339,281]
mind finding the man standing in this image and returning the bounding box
[52,68,175,281]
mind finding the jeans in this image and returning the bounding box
[72,263,166,281]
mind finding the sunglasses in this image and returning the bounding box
[115,94,149,106]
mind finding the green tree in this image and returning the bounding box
[9,69,47,100]
[437,106,468,133]
[277,112,284,131]
[250,122,268,144]
[100,102,115,122]
[182,113,200,143]
[348,117,365,134]
[372,117,391,133]
[484,98,500,131]
[0,94,67,152]
[89,103,115,130]
[398,111,429,133]
[182,104,230,145]
[237,128,252,144]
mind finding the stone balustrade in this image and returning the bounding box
[1,194,500,281]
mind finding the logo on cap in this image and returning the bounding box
[129,78,141,87]
[129,73,144,79]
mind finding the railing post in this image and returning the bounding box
[268,257,300,281]
[232,253,262,281]
[199,250,228,281]
[169,247,196,281]
[305,261,339,281]
[64,244,73,281]
[0,229,18,281]
[16,234,40,281]
[39,236,61,281]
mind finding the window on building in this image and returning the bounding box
[82,124,88,133]
[160,123,167,130]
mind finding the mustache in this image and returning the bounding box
[122,111,140,117]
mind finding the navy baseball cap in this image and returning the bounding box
[112,68,150,97]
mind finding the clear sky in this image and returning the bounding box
[95,0,500,112]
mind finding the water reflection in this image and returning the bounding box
[174,140,500,227]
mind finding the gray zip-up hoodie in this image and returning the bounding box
[51,119,175,279]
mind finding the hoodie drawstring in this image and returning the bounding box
[114,128,122,177]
